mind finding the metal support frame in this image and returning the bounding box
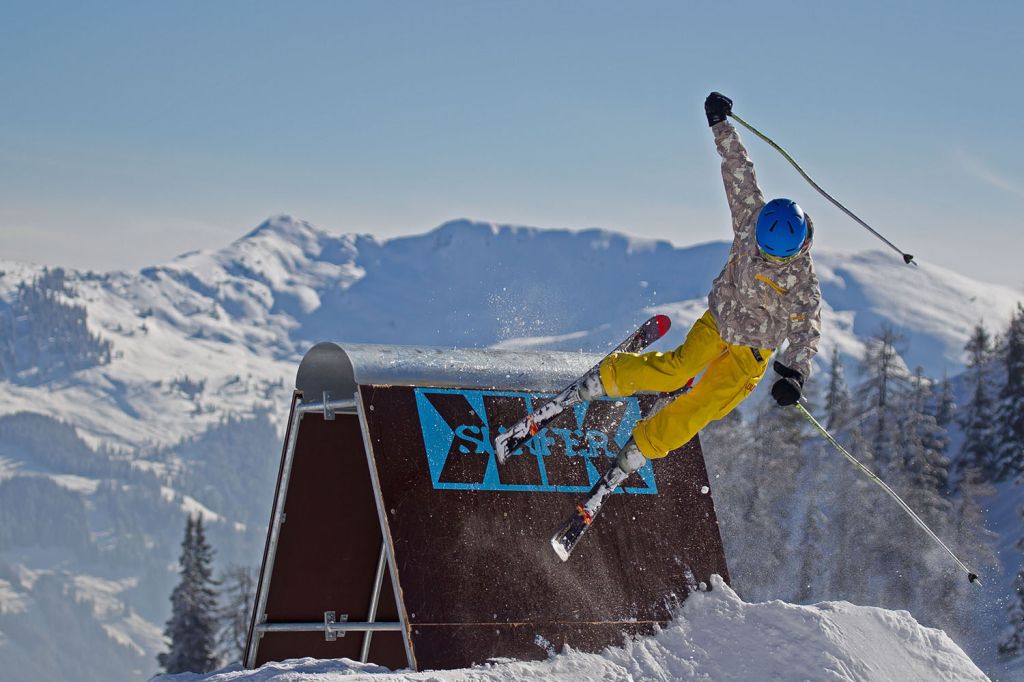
[255,619,402,636]
[360,543,389,662]
[246,396,305,669]
[246,391,407,670]
[357,390,418,671]
[323,611,348,641]
[297,398,358,417]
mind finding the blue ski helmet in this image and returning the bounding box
[756,198,808,261]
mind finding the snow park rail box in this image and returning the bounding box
[244,342,731,672]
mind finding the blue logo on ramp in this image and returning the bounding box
[414,387,656,495]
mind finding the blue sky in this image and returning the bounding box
[1,1,1022,287]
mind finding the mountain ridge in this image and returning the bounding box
[1,214,1019,450]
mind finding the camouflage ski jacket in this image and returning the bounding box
[706,120,822,379]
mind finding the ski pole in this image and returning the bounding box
[793,402,980,586]
[728,111,916,267]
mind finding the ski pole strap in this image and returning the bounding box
[728,112,916,267]
[793,402,980,586]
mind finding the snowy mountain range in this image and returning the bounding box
[2,215,1021,450]
[0,215,1021,681]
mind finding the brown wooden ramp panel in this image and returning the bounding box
[360,384,730,670]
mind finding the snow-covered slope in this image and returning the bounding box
[154,576,988,682]
[813,248,1020,375]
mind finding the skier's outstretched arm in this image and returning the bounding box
[705,92,766,244]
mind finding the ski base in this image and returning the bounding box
[551,505,591,561]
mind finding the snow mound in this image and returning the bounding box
[152,576,986,682]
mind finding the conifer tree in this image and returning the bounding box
[995,303,1024,481]
[949,465,997,636]
[858,326,910,472]
[794,458,828,604]
[828,425,877,605]
[699,410,757,593]
[934,372,955,434]
[217,564,256,665]
[732,393,808,601]
[933,373,955,480]
[959,322,997,478]
[996,306,1024,649]
[901,369,952,499]
[852,330,924,607]
[889,369,953,611]
[825,346,852,431]
[159,515,219,674]
[1000,507,1024,658]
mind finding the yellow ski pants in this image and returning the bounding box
[598,310,772,460]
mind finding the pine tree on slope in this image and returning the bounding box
[828,425,877,605]
[998,308,1024,653]
[858,326,910,473]
[794,456,828,604]
[901,369,952,501]
[892,368,954,614]
[733,393,807,601]
[825,346,852,432]
[995,303,1024,481]
[959,322,997,479]
[999,507,1024,658]
[920,369,992,641]
[159,514,219,674]
[934,373,955,470]
[857,328,923,607]
[699,411,757,593]
[217,564,257,665]
[948,464,998,639]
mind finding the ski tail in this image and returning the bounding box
[551,463,629,561]
[493,315,671,465]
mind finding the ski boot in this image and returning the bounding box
[616,438,648,475]
[574,366,606,403]
[587,439,648,508]
[550,438,648,561]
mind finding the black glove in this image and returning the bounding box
[704,92,733,127]
[771,361,803,407]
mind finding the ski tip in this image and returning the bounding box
[654,315,671,337]
[550,536,571,562]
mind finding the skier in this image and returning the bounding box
[579,92,822,475]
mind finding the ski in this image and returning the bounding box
[493,315,671,465]
[551,462,629,561]
[551,379,693,561]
